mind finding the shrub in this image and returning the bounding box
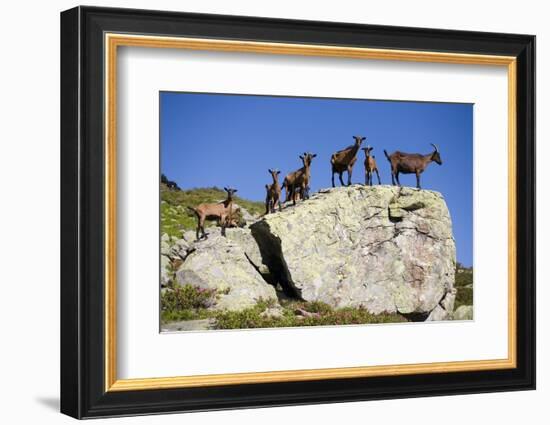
[455,287,473,309]
[161,284,218,322]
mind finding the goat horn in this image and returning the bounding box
[430,143,439,153]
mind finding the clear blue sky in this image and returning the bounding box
[160,92,473,267]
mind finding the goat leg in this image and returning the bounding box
[339,173,345,186]
[331,171,335,188]
[375,169,381,185]
[416,171,421,189]
[220,214,227,237]
[347,167,353,186]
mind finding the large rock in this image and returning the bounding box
[175,232,278,311]
[251,185,456,318]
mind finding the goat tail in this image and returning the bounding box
[383,149,391,162]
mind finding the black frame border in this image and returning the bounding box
[60,6,535,419]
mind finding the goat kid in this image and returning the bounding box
[188,187,238,240]
[361,146,381,186]
[265,168,282,214]
[383,143,442,189]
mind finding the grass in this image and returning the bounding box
[161,183,265,238]
[161,284,407,329]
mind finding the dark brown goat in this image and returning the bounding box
[187,187,237,240]
[282,152,317,205]
[361,146,381,186]
[265,168,282,214]
[330,136,365,187]
[383,144,442,189]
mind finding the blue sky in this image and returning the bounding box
[160,92,473,266]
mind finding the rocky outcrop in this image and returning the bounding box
[251,185,456,317]
[175,231,278,311]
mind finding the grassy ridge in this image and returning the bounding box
[161,184,265,238]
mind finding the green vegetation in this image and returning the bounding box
[215,299,406,329]
[161,284,218,322]
[454,264,473,309]
[161,284,407,329]
[161,183,265,238]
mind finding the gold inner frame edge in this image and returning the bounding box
[104,33,518,392]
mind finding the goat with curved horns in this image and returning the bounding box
[330,136,365,187]
[187,187,238,240]
[383,144,442,189]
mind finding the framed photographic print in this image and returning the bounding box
[60,6,535,419]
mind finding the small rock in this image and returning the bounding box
[453,305,474,320]
[161,318,217,332]
[294,308,321,319]
[160,254,172,287]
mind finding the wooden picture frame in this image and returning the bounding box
[60,6,535,419]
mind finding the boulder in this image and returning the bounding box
[175,232,278,311]
[251,185,456,318]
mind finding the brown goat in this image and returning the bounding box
[330,136,365,187]
[361,146,381,186]
[265,168,282,214]
[383,144,442,189]
[282,152,317,205]
[187,187,238,240]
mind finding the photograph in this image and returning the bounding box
[159,92,474,332]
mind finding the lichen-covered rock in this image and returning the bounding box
[251,185,456,318]
[175,232,278,311]
[225,227,270,275]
